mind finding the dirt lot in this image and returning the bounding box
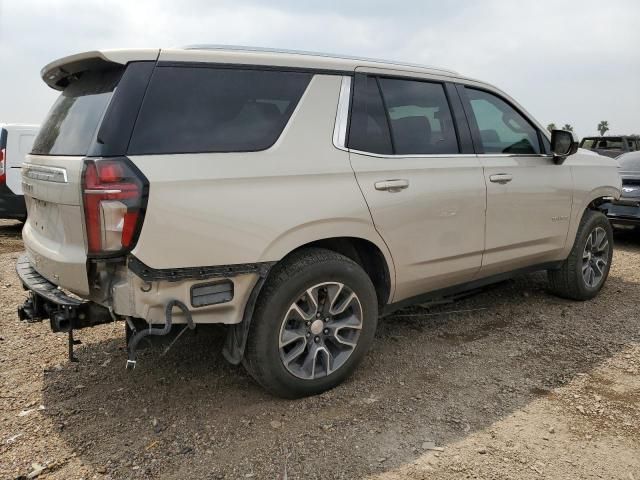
[1,219,639,480]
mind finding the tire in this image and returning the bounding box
[243,248,378,398]
[547,210,613,300]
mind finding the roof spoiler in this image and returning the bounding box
[41,49,160,90]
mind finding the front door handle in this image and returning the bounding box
[489,173,513,184]
[374,179,410,192]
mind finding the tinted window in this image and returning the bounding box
[128,67,311,155]
[618,152,640,171]
[32,68,123,155]
[347,74,393,155]
[541,134,552,154]
[581,138,597,149]
[378,78,459,155]
[595,137,624,150]
[466,88,540,154]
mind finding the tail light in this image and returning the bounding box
[0,148,6,184]
[81,157,148,256]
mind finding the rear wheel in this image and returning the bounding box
[244,248,378,398]
[548,210,613,300]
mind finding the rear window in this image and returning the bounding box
[581,138,597,149]
[32,69,123,156]
[595,137,624,150]
[127,67,312,155]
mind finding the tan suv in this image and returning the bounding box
[17,46,621,398]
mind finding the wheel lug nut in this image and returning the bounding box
[314,336,320,343]
[306,321,311,326]
[323,328,329,335]
[306,333,311,338]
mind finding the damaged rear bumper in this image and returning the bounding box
[16,253,112,332]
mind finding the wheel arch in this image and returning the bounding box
[259,221,396,305]
[223,231,396,365]
[563,185,620,257]
[288,237,393,308]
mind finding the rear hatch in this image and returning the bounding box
[23,54,155,295]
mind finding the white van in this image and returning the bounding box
[0,124,39,220]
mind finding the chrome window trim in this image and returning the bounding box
[348,149,478,159]
[346,150,553,160]
[477,153,554,158]
[332,76,352,150]
[22,163,68,183]
[331,74,554,160]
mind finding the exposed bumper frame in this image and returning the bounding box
[127,255,274,282]
[16,253,112,332]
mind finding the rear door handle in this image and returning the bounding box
[489,173,513,184]
[374,179,410,192]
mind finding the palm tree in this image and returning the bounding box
[597,121,609,136]
[562,124,574,132]
[546,123,556,133]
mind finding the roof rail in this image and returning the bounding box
[181,44,459,75]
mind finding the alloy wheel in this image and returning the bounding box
[278,282,363,380]
[582,226,610,288]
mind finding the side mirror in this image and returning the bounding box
[550,129,578,164]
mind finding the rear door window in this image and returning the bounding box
[465,88,541,154]
[378,77,459,155]
[347,74,393,155]
[32,69,123,156]
[127,67,312,155]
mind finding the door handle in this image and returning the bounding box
[374,179,410,192]
[489,173,513,184]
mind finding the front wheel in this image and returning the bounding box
[244,248,378,398]
[548,210,613,300]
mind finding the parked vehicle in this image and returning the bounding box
[17,47,620,398]
[601,151,640,228]
[580,136,639,158]
[0,124,39,221]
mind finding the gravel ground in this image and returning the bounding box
[1,219,639,479]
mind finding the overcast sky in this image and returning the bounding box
[0,0,638,137]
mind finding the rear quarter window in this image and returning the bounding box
[127,67,312,155]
